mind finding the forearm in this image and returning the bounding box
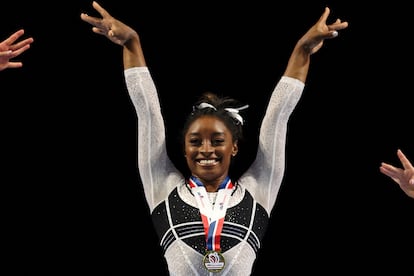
[123,33,146,69]
[282,43,310,83]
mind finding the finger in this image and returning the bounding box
[4,29,24,46]
[92,27,107,36]
[397,149,414,170]
[7,62,23,69]
[318,7,331,24]
[380,163,400,177]
[8,38,33,51]
[0,50,12,57]
[92,1,111,18]
[10,44,31,57]
[80,13,102,26]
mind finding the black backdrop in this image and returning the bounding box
[2,1,413,275]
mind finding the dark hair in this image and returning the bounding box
[181,92,248,144]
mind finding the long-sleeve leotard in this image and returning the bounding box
[124,66,304,275]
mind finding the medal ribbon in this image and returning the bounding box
[189,176,234,252]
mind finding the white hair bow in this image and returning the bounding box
[224,105,249,125]
[195,102,249,125]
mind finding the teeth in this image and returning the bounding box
[199,159,215,164]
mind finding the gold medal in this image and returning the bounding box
[203,250,225,272]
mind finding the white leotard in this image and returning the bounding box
[125,67,304,275]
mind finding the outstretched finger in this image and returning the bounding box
[318,7,331,25]
[92,1,111,18]
[397,149,414,170]
[4,29,24,46]
[80,13,100,26]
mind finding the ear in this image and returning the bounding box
[232,141,239,157]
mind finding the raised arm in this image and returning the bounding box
[81,1,183,210]
[243,7,348,213]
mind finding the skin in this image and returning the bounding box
[0,29,34,71]
[380,149,414,199]
[184,116,238,192]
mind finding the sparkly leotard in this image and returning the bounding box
[125,67,304,275]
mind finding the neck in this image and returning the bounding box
[204,183,220,193]
[190,175,230,192]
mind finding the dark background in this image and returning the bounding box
[2,1,413,275]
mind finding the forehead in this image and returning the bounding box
[187,115,229,133]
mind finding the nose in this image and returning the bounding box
[200,141,214,154]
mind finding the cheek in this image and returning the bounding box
[223,153,233,163]
[184,147,197,158]
[185,150,196,167]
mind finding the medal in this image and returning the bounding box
[189,176,234,273]
[203,250,225,272]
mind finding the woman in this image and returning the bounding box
[81,2,348,275]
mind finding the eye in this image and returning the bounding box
[189,138,201,146]
[212,139,225,146]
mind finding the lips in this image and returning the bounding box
[197,159,219,166]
